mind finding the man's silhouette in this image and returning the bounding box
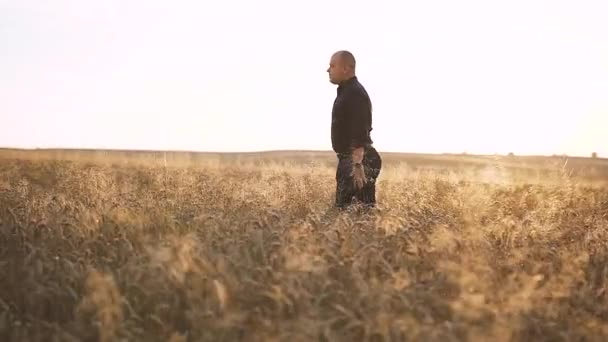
[327,50,382,210]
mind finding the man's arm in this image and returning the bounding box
[347,91,371,164]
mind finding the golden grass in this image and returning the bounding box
[1,150,608,341]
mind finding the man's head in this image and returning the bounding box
[327,50,356,84]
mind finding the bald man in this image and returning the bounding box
[327,50,382,210]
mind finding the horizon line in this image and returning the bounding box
[0,146,601,159]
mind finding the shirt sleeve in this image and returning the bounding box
[347,91,371,149]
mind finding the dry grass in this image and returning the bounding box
[1,150,608,341]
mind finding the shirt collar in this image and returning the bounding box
[337,76,358,93]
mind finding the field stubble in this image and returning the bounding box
[1,154,608,341]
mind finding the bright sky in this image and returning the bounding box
[1,0,607,157]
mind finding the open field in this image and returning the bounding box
[1,149,608,341]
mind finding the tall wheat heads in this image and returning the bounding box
[1,151,607,341]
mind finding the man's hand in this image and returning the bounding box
[351,146,366,189]
[352,163,366,189]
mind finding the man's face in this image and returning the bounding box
[327,53,348,84]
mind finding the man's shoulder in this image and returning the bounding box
[343,80,369,99]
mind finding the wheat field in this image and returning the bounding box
[1,149,608,341]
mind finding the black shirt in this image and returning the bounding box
[331,76,374,154]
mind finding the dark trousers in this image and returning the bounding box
[335,145,382,209]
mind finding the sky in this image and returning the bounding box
[1,0,607,157]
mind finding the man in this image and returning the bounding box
[327,50,382,210]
